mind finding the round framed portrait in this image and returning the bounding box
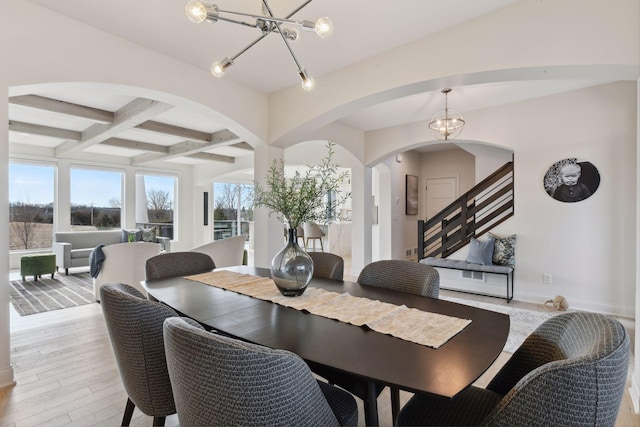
[543,158,600,203]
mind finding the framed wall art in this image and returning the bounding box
[406,175,419,215]
[543,158,600,203]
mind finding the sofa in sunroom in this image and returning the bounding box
[53,228,171,275]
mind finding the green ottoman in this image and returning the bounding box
[20,254,56,282]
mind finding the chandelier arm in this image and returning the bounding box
[227,33,270,63]
[261,0,305,72]
[213,14,260,29]
[216,0,314,28]
[284,0,314,19]
[217,9,306,27]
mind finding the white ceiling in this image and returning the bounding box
[11,0,620,165]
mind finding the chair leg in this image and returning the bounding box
[390,386,400,424]
[121,398,135,426]
[152,416,166,426]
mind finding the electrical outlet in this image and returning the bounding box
[543,273,552,284]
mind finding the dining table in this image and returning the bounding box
[142,265,510,426]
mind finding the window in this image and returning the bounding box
[213,182,253,240]
[70,168,122,230]
[9,162,55,251]
[136,174,176,240]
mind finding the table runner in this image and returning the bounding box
[185,270,471,349]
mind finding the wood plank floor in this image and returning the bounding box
[1,273,639,426]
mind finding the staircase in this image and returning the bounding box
[418,161,514,259]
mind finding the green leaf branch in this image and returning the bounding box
[253,142,350,230]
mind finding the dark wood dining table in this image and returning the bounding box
[142,265,509,426]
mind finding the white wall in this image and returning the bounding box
[384,82,636,316]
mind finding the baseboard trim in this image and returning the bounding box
[513,290,635,318]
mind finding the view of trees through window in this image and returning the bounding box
[70,168,122,231]
[137,174,176,239]
[213,182,253,240]
[9,163,55,250]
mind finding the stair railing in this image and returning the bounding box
[418,161,514,259]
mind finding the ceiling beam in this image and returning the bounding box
[187,152,235,163]
[230,141,254,151]
[9,120,81,141]
[55,98,173,158]
[135,121,214,143]
[132,129,240,165]
[9,95,114,124]
[101,138,169,153]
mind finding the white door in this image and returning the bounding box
[425,177,458,220]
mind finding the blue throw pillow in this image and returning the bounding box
[466,237,495,265]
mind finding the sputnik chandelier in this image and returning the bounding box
[428,88,465,140]
[185,0,333,91]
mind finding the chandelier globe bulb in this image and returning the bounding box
[314,17,333,38]
[211,57,233,77]
[185,1,208,23]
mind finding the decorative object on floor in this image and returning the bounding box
[253,142,349,296]
[428,88,465,140]
[442,295,559,353]
[10,272,94,316]
[544,295,568,311]
[20,253,56,281]
[185,0,332,91]
[543,158,600,203]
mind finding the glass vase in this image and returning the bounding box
[271,228,314,296]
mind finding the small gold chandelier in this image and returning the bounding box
[428,88,465,140]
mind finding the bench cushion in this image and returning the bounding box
[420,257,513,274]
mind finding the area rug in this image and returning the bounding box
[442,296,561,353]
[10,273,94,316]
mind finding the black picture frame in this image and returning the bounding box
[406,175,419,215]
[543,158,600,203]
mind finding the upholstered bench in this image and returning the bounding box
[20,253,56,282]
[419,257,514,302]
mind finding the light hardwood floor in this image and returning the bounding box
[1,268,639,426]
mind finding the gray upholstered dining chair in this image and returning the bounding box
[100,283,179,426]
[396,311,630,427]
[314,259,440,423]
[357,259,440,298]
[145,251,215,280]
[309,251,344,281]
[163,317,359,426]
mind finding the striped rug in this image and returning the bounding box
[10,273,94,316]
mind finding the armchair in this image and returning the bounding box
[191,235,246,267]
[93,242,162,301]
